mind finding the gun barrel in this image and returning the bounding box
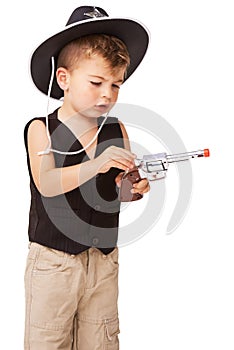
[166,149,210,163]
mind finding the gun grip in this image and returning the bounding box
[118,167,143,202]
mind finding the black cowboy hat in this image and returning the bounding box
[30,6,150,100]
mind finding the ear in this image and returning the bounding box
[56,67,70,91]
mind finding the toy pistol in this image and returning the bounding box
[119,148,210,202]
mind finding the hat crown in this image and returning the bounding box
[66,6,109,26]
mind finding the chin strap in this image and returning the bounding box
[38,56,109,156]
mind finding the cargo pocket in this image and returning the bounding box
[104,318,120,350]
[107,248,119,268]
[32,245,67,275]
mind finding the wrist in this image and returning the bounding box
[91,157,102,175]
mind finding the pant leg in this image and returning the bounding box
[24,243,86,350]
[72,314,78,350]
[76,248,120,350]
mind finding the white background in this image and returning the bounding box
[1,0,234,348]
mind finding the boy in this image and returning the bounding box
[24,6,150,349]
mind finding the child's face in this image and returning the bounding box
[60,54,126,119]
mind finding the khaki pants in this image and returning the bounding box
[24,243,119,350]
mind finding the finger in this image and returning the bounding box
[110,160,132,172]
[131,181,150,194]
[115,172,124,187]
[133,178,149,190]
[143,184,150,194]
[131,184,150,195]
[112,148,137,163]
[111,156,135,169]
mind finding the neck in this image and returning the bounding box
[58,104,98,128]
[57,107,101,148]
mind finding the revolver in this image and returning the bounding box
[119,148,210,202]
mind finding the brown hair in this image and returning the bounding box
[57,34,130,75]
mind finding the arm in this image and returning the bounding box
[119,121,131,151]
[27,120,136,197]
[115,121,131,187]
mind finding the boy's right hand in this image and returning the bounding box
[95,146,136,173]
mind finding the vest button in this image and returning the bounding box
[94,204,101,211]
[92,237,99,246]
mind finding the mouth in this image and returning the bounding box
[95,104,110,112]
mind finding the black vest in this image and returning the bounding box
[24,109,124,255]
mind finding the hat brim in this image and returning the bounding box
[30,17,149,99]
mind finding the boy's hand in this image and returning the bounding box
[130,178,150,195]
[115,173,150,195]
[95,146,136,174]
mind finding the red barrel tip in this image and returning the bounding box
[204,148,210,157]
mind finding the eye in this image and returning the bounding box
[90,81,101,86]
[112,84,120,90]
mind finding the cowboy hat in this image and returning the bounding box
[30,6,149,100]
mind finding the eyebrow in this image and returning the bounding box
[88,75,123,83]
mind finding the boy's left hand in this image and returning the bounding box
[115,173,150,195]
[130,177,150,195]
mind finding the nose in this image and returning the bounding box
[100,84,112,100]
